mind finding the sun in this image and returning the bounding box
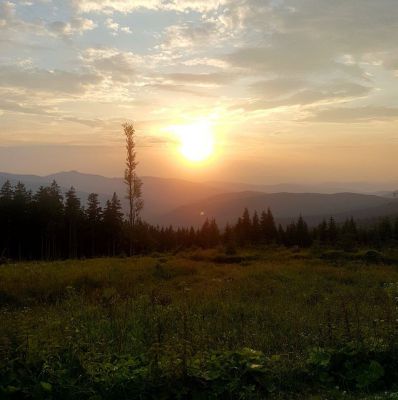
[171,120,215,162]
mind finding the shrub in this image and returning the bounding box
[362,250,385,264]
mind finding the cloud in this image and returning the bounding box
[0,1,14,22]
[104,17,132,35]
[144,83,217,97]
[47,17,96,37]
[105,17,118,33]
[0,65,102,94]
[234,80,371,111]
[304,106,398,123]
[249,78,306,97]
[0,98,55,116]
[221,0,398,77]
[81,48,141,82]
[163,72,237,86]
[73,0,226,14]
[0,0,46,34]
[159,21,219,51]
[1,1,96,38]
[225,42,363,77]
[0,95,113,128]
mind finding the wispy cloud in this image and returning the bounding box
[304,106,398,123]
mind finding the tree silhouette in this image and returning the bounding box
[261,208,277,244]
[0,180,14,258]
[0,178,397,260]
[103,192,124,256]
[65,187,81,258]
[123,122,144,256]
[328,217,338,245]
[13,182,32,259]
[251,211,261,244]
[33,181,64,259]
[86,193,102,257]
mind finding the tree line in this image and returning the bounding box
[0,180,397,261]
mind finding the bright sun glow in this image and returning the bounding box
[171,120,215,162]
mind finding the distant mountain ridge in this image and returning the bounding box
[1,171,397,227]
[159,191,398,227]
[205,180,398,196]
[0,171,223,222]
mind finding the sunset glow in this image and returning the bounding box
[172,121,215,163]
[0,1,398,183]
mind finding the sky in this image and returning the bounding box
[0,0,398,184]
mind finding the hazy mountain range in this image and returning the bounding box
[1,171,397,227]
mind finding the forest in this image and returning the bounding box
[0,179,397,261]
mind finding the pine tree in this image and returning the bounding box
[261,208,277,244]
[86,193,102,256]
[33,181,64,259]
[251,211,261,244]
[13,182,32,260]
[394,217,398,241]
[208,218,220,247]
[0,180,14,258]
[223,223,234,246]
[296,215,311,247]
[13,182,31,204]
[277,224,285,245]
[0,180,13,200]
[328,217,338,245]
[103,192,124,256]
[238,208,252,245]
[123,122,144,255]
[65,187,81,258]
[379,217,393,242]
[284,221,297,246]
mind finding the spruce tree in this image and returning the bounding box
[394,217,398,241]
[251,211,261,244]
[0,180,14,258]
[103,192,123,256]
[379,217,393,242]
[261,208,277,244]
[13,182,32,259]
[328,217,338,245]
[240,208,252,245]
[33,181,64,259]
[0,180,13,200]
[65,187,81,258]
[318,219,328,243]
[296,215,311,247]
[86,193,102,256]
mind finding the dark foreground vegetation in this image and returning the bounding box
[1,180,398,261]
[2,248,398,399]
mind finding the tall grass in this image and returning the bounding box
[1,248,398,398]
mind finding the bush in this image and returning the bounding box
[307,343,398,390]
[362,250,385,264]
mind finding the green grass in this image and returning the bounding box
[2,248,398,399]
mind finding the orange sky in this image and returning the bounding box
[0,0,398,183]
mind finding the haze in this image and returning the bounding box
[0,0,398,184]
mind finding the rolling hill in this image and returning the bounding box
[0,171,223,222]
[158,191,398,227]
[1,171,398,227]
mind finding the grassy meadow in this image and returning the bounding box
[2,248,398,399]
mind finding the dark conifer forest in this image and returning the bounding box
[1,179,397,261]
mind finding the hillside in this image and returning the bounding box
[0,171,223,221]
[158,191,398,227]
[2,171,398,227]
